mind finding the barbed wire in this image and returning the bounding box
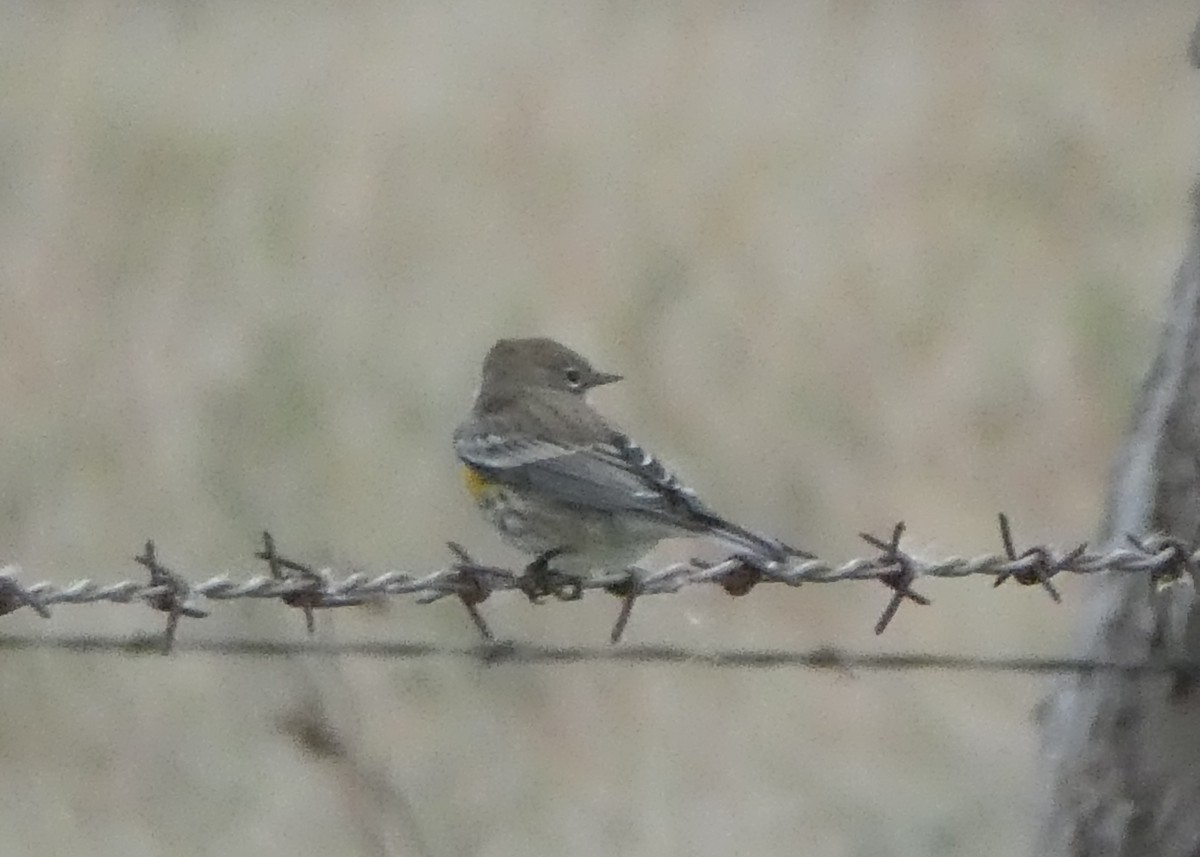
[0,515,1194,652]
[3,633,1200,678]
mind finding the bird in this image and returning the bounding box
[453,337,805,591]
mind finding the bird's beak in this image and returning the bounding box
[589,371,623,388]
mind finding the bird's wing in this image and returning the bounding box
[454,418,706,518]
[455,409,800,561]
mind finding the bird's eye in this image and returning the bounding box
[564,367,583,388]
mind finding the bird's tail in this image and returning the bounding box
[694,512,810,565]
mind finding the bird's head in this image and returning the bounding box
[480,337,622,395]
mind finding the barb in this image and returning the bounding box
[993,513,1068,603]
[134,540,207,653]
[4,632,1200,677]
[860,522,931,634]
[0,516,1194,648]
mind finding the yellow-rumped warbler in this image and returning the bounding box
[454,337,804,578]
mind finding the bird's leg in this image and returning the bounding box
[518,548,583,603]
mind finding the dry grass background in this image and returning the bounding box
[0,2,1198,855]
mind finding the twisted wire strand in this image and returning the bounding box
[0,543,1184,610]
[0,544,1187,606]
[0,519,1192,650]
[0,531,1190,611]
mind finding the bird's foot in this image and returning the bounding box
[518,549,584,603]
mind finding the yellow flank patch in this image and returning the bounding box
[461,465,492,501]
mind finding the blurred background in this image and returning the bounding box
[1,2,1198,855]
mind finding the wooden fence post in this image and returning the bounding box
[1038,36,1200,851]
